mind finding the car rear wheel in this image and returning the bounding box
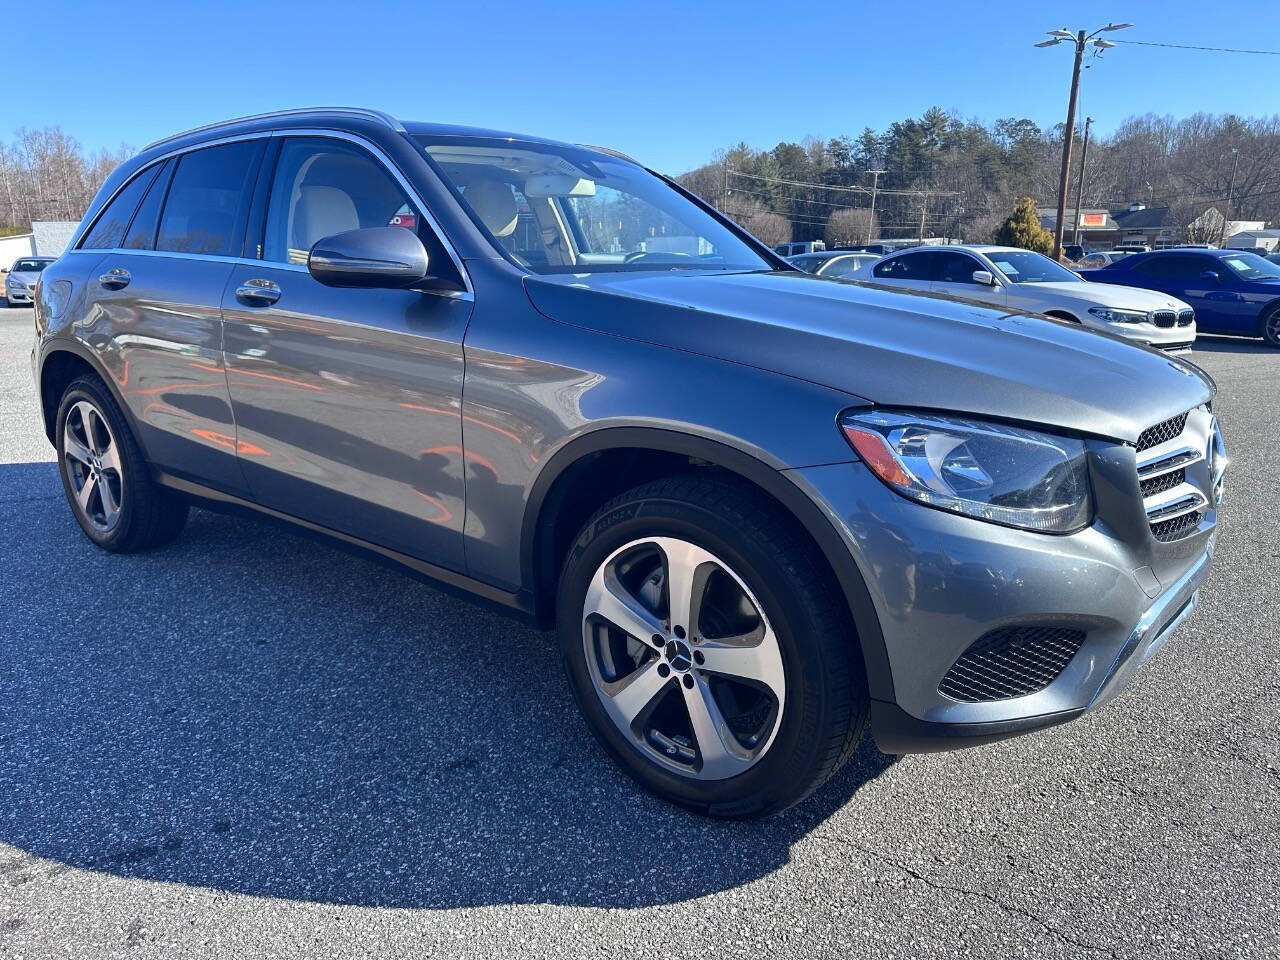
[56,376,189,552]
[1262,307,1280,349]
[557,475,868,818]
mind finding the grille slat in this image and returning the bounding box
[1177,308,1194,327]
[1140,467,1185,498]
[1150,511,1201,542]
[939,626,1087,702]
[1151,310,1176,329]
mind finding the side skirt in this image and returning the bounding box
[155,472,539,625]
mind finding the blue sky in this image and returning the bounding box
[9,0,1279,174]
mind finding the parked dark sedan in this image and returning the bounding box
[1080,249,1280,348]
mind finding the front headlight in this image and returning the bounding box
[1087,306,1149,324]
[840,410,1093,533]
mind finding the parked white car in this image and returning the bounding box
[854,244,1196,353]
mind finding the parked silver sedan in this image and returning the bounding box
[5,257,54,306]
[786,250,880,279]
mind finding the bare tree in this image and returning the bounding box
[824,208,876,245]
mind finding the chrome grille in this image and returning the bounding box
[1177,308,1194,327]
[1151,310,1177,329]
[1137,413,1188,452]
[1135,410,1208,542]
[939,626,1086,702]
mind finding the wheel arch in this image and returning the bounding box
[1255,297,1280,337]
[522,426,895,702]
[37,339,130,445]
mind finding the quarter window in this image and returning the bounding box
[80,165,161,250]
[263,138,418,265]
[156,141,263,256]
[123,159,173,250]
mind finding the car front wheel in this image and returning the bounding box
[1262,307,1280,349]
[557,475,868,818]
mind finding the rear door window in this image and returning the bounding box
[156,140,264,256]
[80,165,162,250]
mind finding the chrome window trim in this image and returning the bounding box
[263,128,472,295]
[73,127,473,298]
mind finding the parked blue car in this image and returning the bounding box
[1080,249,1280,348]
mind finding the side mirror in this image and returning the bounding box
[1200,269,1220,284]
[308,226,429,289]
[972,269,996,286]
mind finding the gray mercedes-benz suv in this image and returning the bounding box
[31,108,1226,818]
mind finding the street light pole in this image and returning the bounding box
[1072,116,1093,247]
[866,169,885,243]
[1037,23,1130,260]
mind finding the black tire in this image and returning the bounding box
[55,375,189,552]
[556,474,868,818]
[1261,306,1280,349]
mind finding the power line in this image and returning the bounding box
[1113,39,1280,55]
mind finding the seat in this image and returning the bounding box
[292,185,360,253]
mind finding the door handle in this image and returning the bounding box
[235,278,281,305]
[98,267,131,290]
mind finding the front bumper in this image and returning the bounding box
[789,455,1216,754]
[5,288,32,304]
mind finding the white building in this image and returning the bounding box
[32,221,80,257]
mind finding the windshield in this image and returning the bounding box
[1220,252,1280,281]
[416,136,771,274]
[985,251,1080,284]
[11,259,51,273]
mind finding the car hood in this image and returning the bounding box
[524,270,1212,444]
[6,271,40,285]
[1017,281,1190,311]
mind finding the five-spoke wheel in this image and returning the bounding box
[62,399,124,532]
[558,476,868,818]
[583,536,786,780]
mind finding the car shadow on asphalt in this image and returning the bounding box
[0,461,896,909]
[1189,335,1272,355]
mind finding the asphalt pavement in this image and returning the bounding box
[1,306,1276,959]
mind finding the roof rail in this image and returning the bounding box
[577,143,639,164]
[142,107,405,152]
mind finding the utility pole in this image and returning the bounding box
[1072,116,1092,246]
[918,192,929,241]
[1037,23,1129,259]
[866,169,885,243]
[723,165,730,214]
[1052,31,1086,260]
[1220,148,1240,246]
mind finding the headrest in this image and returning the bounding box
[293,185,360,251]
[465,181,518,238]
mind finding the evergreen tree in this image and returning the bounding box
[995,197,1054,254]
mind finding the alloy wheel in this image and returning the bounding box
[581,536,786,780]
[1266,310,1280,347]
[62,399,124,532]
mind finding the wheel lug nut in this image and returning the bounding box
[682,675,695,689]
[657,663,671,678]
[694,651,705,665]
